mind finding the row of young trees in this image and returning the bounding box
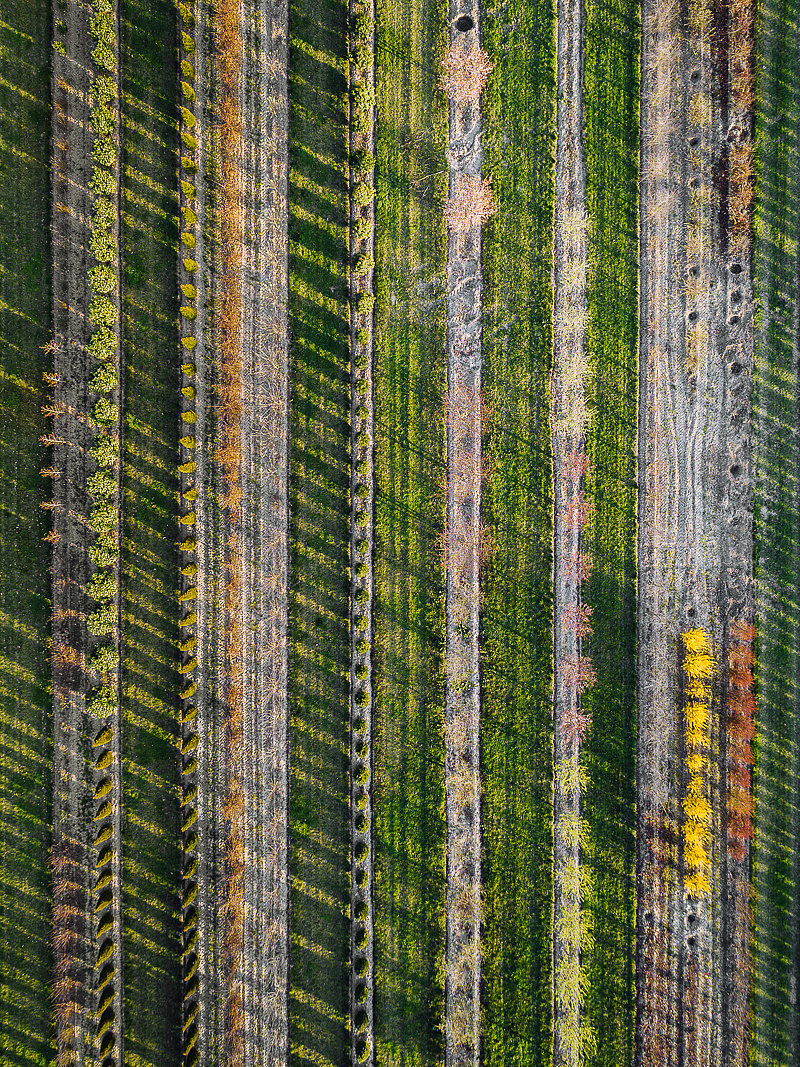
[348,0,377,1060]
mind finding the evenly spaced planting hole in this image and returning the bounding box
[730,263,743,274]
[687,606,696,618]
[688,310,698,323]
[688,913,697,924]
[687,936,696,946]
[688,265,699,277]
[688,136,700,148]
[731,289,742,304]
[730,464,742,477]
[455,14,474,30]
[730,361,743,375]
[691,69,700,82]
[729,315,740,325]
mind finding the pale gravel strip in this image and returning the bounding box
[444,4,484,1067]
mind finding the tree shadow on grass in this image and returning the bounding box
[288,0,350,1062]
[752,0,800,1060]
[120,1,181,1065]
[0,1,54,1062]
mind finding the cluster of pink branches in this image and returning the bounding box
[439,42,493,103]
[444,175,497,233]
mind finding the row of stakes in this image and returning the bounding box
[177,3,201,1064]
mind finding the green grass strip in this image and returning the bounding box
[0,1,54,1060]
[752,0,800,1058]
[288,0,351,1060]
[373,0,447,1060]
[480,0,556,1061]
[582,0,639,1061]
[120,1,182,1064]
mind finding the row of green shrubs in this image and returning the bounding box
[177,5,201,1064]
[84,5,121,1062]
[349,3,375,1062]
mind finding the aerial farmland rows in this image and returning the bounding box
[0,0,799,1062]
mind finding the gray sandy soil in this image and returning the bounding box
[636,0,754,1062]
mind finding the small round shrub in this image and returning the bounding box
[91,138,116,169]
[354,764,369,786]
[358,431,370,448]
[181,179,196,200]
[91,435,118,468]
[180,306,197,321]
[86,570,116,602]
[91,104,115,140]
[94,74,116,106]
[89,167,115,196]
[181,129,197,151]
[355,562,368,579]
[181,59,195,80]
[356,1039,370,1062]
[355,739,368,759]
[355,813,368,834]
[352,148,375,175]
[354,901,368,922]
[355,867,368,888]
[181,283,197,300]
[353,43,372,72]
[181,410,197,424]
[356,639,369,656]
[93,197,115,230]
[355,789,368,810]
[355,536,368,552]
[181,364,196,378]
[88,328,117,362]
[182,231,196,249]
[355,351,369,369]
[357,293,375,315]
[90,294,116,328]
[89,228,115,262]
[88,534,118,569]
[356,379,369,397]
[354,688,369,707]
[87,685,116,718]
[353,13,372,41]
[355,982,368,1005]
[355,590,369,607]
[92,41,116,73]
[182,486,198,502]
[181,77,196,100]
[90,644,117,675]
[90,361,117,393]
[355,664,368,683]
[351,182,374,208]
[181,154,197,173]
[354,957,368,979]
[355,928,368,950]
[87,469,116,499]
[90,500,117,531]
[89,264,116,295]
[179,461,196,474]
[353,253,373,277]
[354,217,371,241]
[353,716,367,734]
[182,384,196,399]
[355,482,369,498]
[87,604,116,637]
[183,258,198,272]
[182,562,197,577]
[352,110,371,137]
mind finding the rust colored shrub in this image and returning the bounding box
[559,655,597,695]
[562,603,593,638]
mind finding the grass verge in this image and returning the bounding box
[287,0,351,1060]
[480,0,555,1060]
[752,0,800,1057]
[582,0,639,1059]
[372,0,448,1058]
[0,2,53,1062]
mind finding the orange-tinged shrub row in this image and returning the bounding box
[681,629,714,898]
[726,620,755,859]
